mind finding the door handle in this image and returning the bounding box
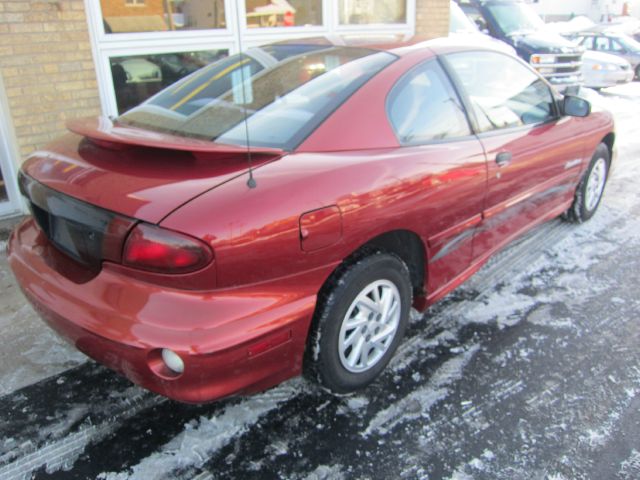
[495,151,512,167]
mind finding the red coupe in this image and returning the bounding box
[8,37,614,403]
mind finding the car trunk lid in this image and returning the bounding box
[22,117,284,224]
[19,116,284,271]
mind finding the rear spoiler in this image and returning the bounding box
[66,117,285,155]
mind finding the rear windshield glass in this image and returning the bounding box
[117,44,396,150]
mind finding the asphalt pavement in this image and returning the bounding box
[1,84,640,480]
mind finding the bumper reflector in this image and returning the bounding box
[162,348,185,374]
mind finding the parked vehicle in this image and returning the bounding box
[448,0,516,55]
[8,37,614,403]
[455,0,584,91]
[568,31,640,79]
[580,50,634,89]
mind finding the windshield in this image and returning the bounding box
[450,3,478,33]
[486,3,545,35]
[616,34,640,51]
[117,44,396,150]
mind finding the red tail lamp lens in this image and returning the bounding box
[123,223,213,273]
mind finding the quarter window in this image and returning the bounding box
[387,61,471,144]
[444,51,556,132]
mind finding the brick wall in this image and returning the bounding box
[0,0,101,159]
[415,0,450,39]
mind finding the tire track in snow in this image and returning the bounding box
[99,382,303,480]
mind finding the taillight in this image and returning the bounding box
[123,223,213,274]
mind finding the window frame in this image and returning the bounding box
[384,58,476,147]
[439,50,561,139]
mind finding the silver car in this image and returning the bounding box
[572,31,640,79]
[581,50,634,89]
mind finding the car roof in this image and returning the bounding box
[272,34,511,57]
[576,29,624,37]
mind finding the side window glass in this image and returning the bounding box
[581,36,594,49]
[595,36,609,51]
[387,60,471,144]
[610,39,625,52]
[444,51,556,132]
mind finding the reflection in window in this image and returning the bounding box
[117,45,396,149]
[111,49,228,114]
[338,0,406,25]
[245,0,322,28]
[101,0,226,33]
[446,51,555,132]
[387,61,470,144]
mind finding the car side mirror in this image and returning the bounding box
[563,96,591,117]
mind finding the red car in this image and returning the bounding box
[8,37,614,403]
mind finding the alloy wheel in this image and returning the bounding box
[338,279,401,373]
[585,157,608,212]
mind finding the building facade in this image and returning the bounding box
[0,0,450,218]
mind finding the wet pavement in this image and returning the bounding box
[1,84,640,480]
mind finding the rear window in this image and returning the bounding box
[117,44,396,150]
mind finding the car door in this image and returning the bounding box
[442,50,587,260]
[385,58,487,299]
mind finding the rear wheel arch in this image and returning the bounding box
[302,229,427,384]
[359,229,427,298]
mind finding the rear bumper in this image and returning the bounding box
[8,218,323,403]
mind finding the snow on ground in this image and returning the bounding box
[99,381,303,480]
[0,252,86,396]
[365,344,480,436]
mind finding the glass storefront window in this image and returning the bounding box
[244,0,322,28]
[338,0,406,25]
[110,49,228,113]
[101,0,226,34]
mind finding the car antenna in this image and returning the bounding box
[234,14,257,189]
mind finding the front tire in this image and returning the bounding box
[565,143,610,223]
[305,251,412,393]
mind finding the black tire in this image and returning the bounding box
[565,142,610,223]
[305,251,412,393]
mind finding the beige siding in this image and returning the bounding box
[0,1,100,159]
[415,0,450,38]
